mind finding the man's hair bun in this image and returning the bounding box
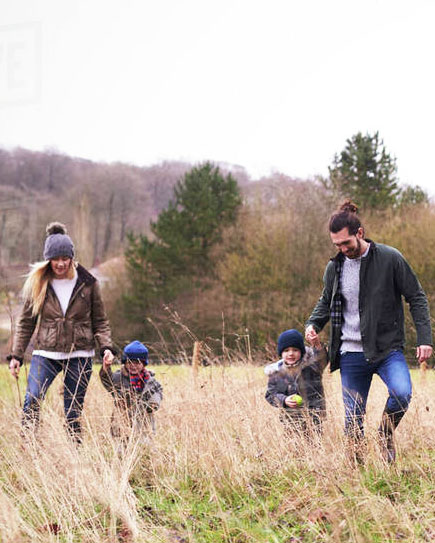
[339,200,358,214]
[46,222,68,237]
[329,199,362,234]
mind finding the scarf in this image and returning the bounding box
[129,370,150,392]
[330,257,343,330]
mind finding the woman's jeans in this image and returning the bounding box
[22,355,93,440]
[339,350,412,439]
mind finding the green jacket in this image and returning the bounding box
[306,241,432,371]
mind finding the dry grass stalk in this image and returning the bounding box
[0,358,433,542]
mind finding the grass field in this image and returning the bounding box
[0,363,433,542]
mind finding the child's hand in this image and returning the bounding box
[311,337,322,349]
[284,396,298,408]
[102,349,114,371]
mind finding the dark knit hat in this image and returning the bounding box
[277,329,306,358]
[43,222,75,260]
[122,340,149,365]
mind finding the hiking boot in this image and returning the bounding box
[379,432,396,463]
[345,437,366,467]
[378,410,402,464]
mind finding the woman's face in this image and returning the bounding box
[50,257,72,279]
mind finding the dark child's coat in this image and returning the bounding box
[100,365,163,438]
[265,346,328,426]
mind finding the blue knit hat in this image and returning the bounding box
[122,340,149,365]
[277,329,305,358]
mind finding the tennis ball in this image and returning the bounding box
[289,394,303,406]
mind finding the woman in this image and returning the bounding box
[8,222,115,442]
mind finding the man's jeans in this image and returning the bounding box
[23,355,93,439]
[339,350,412,438]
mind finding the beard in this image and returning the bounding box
[346,237,362,259]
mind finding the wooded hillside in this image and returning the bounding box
[0,147,250,281]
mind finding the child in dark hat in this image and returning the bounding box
[265,329,328,436]
[100,340,163,443]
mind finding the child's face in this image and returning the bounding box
[125,360,146,375]
[282,346,302,366]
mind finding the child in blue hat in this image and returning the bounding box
[100,340,163,442]
[265,329,328,436]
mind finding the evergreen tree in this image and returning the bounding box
[397,184,429,207]
[328,132,400,209]
[125,162,242,308]
[152,162,242,275]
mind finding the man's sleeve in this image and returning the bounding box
[395,254,433,346]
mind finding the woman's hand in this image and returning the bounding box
[9,358,20,379]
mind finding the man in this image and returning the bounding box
[305,201,433,462]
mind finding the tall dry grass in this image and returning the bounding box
[0,357,433,542]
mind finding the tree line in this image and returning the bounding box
[1,134,433,362]
[119,133,433,361]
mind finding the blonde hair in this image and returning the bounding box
[22,259,75,317]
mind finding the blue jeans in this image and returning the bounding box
[340,351,412,438]
[23,355,93,439]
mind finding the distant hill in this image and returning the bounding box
[0,148,251,273]
[0,146,307,289]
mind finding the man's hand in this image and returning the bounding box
[416,345,433,364]
[102,349,114,371]
[305,325,321,348]
[9,358,20,379]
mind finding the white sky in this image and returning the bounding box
[1,0,434,196]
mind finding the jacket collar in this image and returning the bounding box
[75,263,97,286]
[331,238,376,263]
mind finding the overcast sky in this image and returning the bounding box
[1,0,434,196]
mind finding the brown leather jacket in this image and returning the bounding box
[10,264,114,363]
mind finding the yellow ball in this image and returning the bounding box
[289,394,303,406]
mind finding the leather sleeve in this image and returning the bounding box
[10,298,38,363]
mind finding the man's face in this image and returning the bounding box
[330,227,364,259]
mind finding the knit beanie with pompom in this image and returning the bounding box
[43,222,75,260]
